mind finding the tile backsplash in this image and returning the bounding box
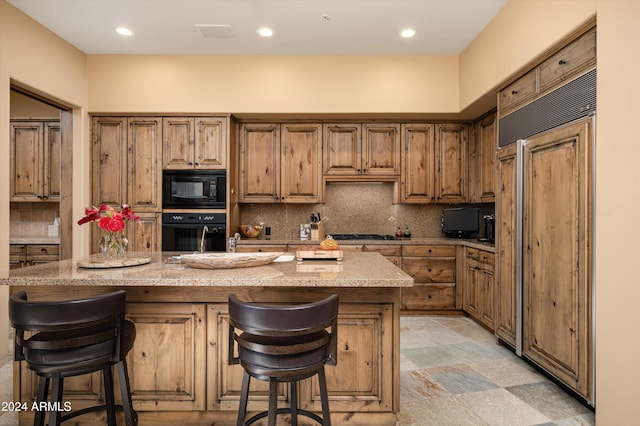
[239,183,493,240]
[10,202,59,236]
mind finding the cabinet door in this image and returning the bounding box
[523,118,592,398]
[239,123,281,202]
[480,263,495,329]
[126,303,207,412]
[125,212,162,252]
[401,123,435,203]
[163,117,195,169]
[10,121,43,201]
[472,113,496,203]
[464,259,482,320]
[127,117,162,212]
[323,123,361,175]
[362,123,400,176]
[435,123,468,202]
[195,117,227,169]
[43,122,61,200]
[281,123,323,203]
[92,117,127,207]
[495,143,517,346]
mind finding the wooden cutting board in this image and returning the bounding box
[295,245,343,261]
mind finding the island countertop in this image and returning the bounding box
[3,251,413,288]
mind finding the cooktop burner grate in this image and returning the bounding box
[329,234,397,241]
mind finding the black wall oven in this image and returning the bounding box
[162,212,226,252]
[162,170,226,209]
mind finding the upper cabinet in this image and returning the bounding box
[400,122,470,204]
[469,112,497,203]
[91,116,162,212]
[400,123,435,203]
[238,123,322,203]
[10,120,60,202]
[163,116,227,170]
[499,27,596,118]
[435,123,469,203]
[323,123,400,177]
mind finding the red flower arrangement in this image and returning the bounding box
[78,204,140,257]
[78,204,140,230]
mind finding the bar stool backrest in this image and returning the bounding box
[9,290,128,365]
[228,293,339,366]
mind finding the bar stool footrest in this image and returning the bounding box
[245,407,324,425]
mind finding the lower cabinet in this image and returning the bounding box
[9,244,59,269]
[401,245,457,310]
[208,302,394,414]
[463,248,495,330]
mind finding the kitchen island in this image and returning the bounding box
[4,251,413,426]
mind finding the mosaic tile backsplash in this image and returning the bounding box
[9,202,59,236]
[239,182,493,240]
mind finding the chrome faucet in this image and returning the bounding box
[200,226,208,253]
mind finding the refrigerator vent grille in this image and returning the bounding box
[498,68,596,147]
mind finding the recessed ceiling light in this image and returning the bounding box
[400,28,416,38]
[113,26,133,36]
[258,27,273,37]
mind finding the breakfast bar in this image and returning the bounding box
[4,251,413,426]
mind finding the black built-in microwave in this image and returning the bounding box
[162,170,226,209]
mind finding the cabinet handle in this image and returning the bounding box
[558,59,567,65]
[511,90,519,95]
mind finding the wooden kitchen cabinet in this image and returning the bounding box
[125,212,162,252]
[495,143,518,347]
[323,123,400,177]
[365,244,401,268]
[499,27,596,118]
[401,245,457,311]
[163,116,227,170]
[400,123,436,203]
[91,116,162,253]
[401,122,469,204]
[10,120,60,202]
[9,244,60,269]
[91,116,162,212]
[435,123,468,203]
[522,118,592,400]
[469,112,497,203]
[210,302,394,415]
[239,123,322,203]
[463,247,495,330]
[125,303,207,412]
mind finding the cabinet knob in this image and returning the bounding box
[558,59,567,65]
[511,90,519,95]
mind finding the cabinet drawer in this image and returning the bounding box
[402,245,455,257]
[10,244,26,259]
[539,28,596,92]
[364,244,401,257]
[499,69,538,113]
[403,284,456,310]
[466,248,495,265]
[402,257,455,283]
[26,244,60,262]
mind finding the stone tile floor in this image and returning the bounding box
[0,316,595,425]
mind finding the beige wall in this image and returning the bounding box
[0,0,90,355]
[1,0,640,423]
[87,55,460,114]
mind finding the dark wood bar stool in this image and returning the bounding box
[9,290,137,426]
[228,293,339,426]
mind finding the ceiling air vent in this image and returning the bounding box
[195,24,236,39]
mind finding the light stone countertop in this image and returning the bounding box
[3,251,413,288]
[9,235,61,245]
[238,237,496,252]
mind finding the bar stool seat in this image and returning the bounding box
[9,290,137,426]
[228,293,339,426]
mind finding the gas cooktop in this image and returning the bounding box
[329,234,397,241]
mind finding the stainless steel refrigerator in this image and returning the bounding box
[496,69,596,405]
